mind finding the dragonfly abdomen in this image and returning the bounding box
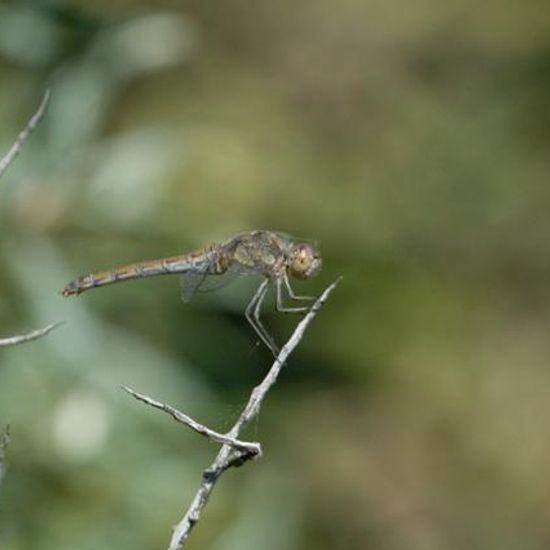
[61,253,215,297]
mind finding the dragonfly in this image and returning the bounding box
[61,230,322,355]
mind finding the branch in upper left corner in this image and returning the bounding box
[0,89,50,180]
[0,90,60,347]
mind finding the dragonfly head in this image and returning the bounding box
[288,242,322,279]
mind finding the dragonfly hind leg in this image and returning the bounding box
[246,279,280,357]
[276,277,310,314]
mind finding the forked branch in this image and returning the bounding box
[123,277,341,550]
[121,385,262,456]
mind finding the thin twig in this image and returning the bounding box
[121,385,262,456]
[0,89,51,180]
[0,425,11,487]
[0,90,56,498]
[0,321,63,348]
[0,90,60,348]
[168,277,341,550]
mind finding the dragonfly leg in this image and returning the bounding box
[276,277,309,313]
[253,284,280,356]
[246,279,279,356]
[284,272,315,301]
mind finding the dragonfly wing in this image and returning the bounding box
[180,267,249,302]
[179,270,209,303]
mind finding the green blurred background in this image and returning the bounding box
[1,0,550,548]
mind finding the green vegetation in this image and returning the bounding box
[1,1,549,548]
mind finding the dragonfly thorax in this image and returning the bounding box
[287,242,322,280]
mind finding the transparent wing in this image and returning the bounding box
[179,263,255,303]
[179,269,209,303]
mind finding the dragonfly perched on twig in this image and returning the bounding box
[61,230,322,355]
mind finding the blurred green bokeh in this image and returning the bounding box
[1,1,550,549]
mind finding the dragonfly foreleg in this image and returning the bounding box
[246,279,279,356]
[276,277,309,314]
[283,272,315,301]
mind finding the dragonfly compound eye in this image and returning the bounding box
[289,243,322,279]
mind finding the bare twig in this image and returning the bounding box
[0,90,60,348]
[163,277,341,550]
[121,385,262,456]
[0,425,11,487]
[0,321,63,348]
[0,89,50,180]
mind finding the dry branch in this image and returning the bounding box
[123,277,341,550]
[121,385,262,456]
[0,89,61,348]
[0,89,50,179]
[0,322,63,348]
[0,425,10,488]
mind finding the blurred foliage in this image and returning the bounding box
[1,0,550,549]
